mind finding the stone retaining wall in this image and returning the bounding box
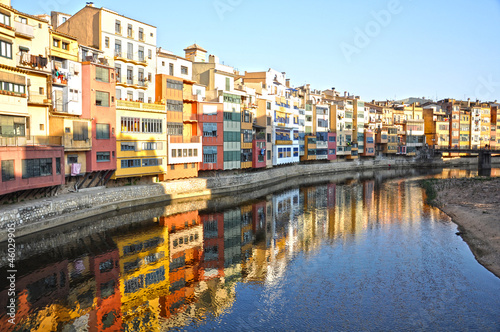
[0,155,491,242]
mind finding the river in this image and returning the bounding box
[1,167,499,331]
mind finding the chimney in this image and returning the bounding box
[86,2,94,6]
[286,79,290,88]
[344,91,347,97]
[468,98,470,107]
[209,55,219,64]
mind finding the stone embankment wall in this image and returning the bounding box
[0,155,493,243]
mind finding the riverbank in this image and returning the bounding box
[426,177,500,278]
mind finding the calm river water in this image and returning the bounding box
[1,167,500,331]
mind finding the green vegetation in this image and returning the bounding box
[419,179,439,205]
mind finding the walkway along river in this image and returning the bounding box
[0,167,499,330]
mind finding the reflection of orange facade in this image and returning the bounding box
[0,261,69,331]
[159,212,203,319]
[199,213,225,280]
[89,248,122,331]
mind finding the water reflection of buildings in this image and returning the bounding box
[1,171,459,330]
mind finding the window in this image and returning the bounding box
[62,42,69,50]
[1,160,14,182]
[241,149,252,162]
[121,117,140,133]
[56,158,61,174]
[115,20,121,34]
[105,37,109,48]
[121,159,141,168]
[267,102,271,110]
[142,118,162,133]
[169,63,174,76]
[53,39,59,47]
[114,39,121,56]
[96,91,109,107]
[121,142,135,151]
[167,100,183,112]
[181,66,188,75]
[225,77,230,91]
[127,66,133,84]
[96,123,110,139]
[65,157,78,168]
[0,12,10,26]
[0,40,12,59]
[0,82,25,95]
[171,149,176,158]
[242,129,252,143]
[148,49,152,59]
[39,87,44,95]
[138,27,144,40]
[96,67,109,82]
[203,123,217,137]
[167,123,183,135]
[167,79,182,90]
[267,133,271,143]
[73,121,89,141]
[127,90,133,100]
[97,152,110,162]
[138,91,144,102]
[142,158,162,167]
[143,142,160,150]
[22,158,52,179]
[127,43,133,60]
[138,46,144,62]
[127,24,133,37]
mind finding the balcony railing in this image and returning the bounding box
[28,95,50,105]
[117,99,165,111]
[0,135,62,147]
[14,21,34,38]
[63,135,92,150]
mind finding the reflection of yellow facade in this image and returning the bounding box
[114,226,169,330]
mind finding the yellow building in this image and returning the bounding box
[114,100,167,179]
[459,109,470,149]
[480,104,491,148]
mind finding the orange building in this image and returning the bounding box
[156,74,202,180]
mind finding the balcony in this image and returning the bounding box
[183,111,198,122]
[116,76,149,90]
[114,50,147,66]
[14,21,34,39]
[0,135,62,147]
[28,94,51,105]
[63,135,92,151]
[117,100,165,112]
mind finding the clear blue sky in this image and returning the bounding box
[16,0,500,102]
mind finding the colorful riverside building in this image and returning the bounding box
[156,48,202,180]
[0,1,65,197]
[491,103,500,149]
[244,69,300,166]
[423,103,449,149]
[438,99,461,149]
[48,30,87,183]
[189,46,243,170]
[56,3,168,181]
[81,45,117,185]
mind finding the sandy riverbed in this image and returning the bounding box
[431,177,500,278]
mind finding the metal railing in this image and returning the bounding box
[0,135,62,147]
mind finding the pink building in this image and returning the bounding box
[0,145,65,197]
[328,132,337,160]
[81,52,117,186]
